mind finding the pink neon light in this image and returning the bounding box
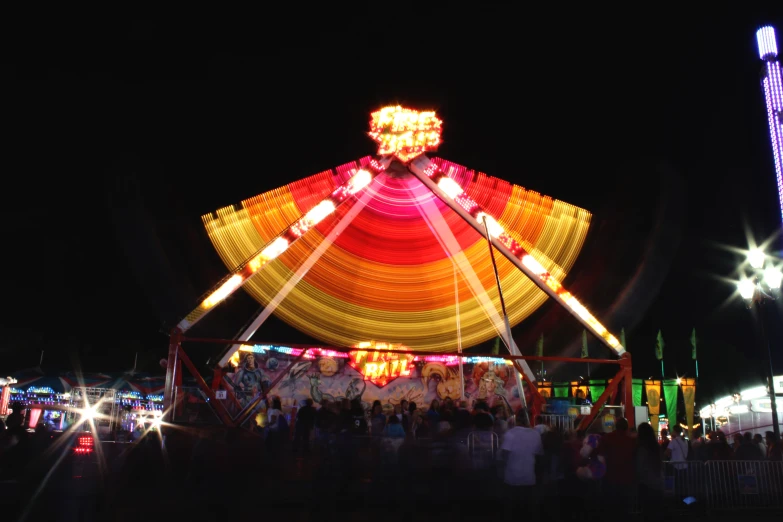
[413,355,462,366]
[295,348,351,359]
[290,349,501,366]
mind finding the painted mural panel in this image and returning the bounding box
[226,346,529,414]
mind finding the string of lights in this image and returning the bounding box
[232,342,513,366]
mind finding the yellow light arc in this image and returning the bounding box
[203,157,591,353]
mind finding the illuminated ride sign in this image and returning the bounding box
[368,106,442,163]
[349,341,414,387]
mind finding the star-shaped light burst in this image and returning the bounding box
[369,106,442,162]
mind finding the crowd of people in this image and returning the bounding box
[257,395,783,519]
[1,394,782,520]
[691,428,783,461]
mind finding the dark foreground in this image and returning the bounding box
[0,427,779,522]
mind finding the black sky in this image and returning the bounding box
[4,12,783,403]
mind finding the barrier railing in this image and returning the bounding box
[705,460,783,511]
[663,460,705,502]
[607,460,783,514]
[268,416,783,515]
[537,414,577,433]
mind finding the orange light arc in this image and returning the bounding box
[203,156,591,352]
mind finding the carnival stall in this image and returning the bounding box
[700,376,783,437]
[1,370,167,436]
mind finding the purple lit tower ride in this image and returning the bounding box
[758,26,783,223]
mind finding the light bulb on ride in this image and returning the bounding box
[748,248,765,269]
[763,267,783,289]
[80,405,99,422]
[738,279,756,300]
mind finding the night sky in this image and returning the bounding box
[4,12,783,404]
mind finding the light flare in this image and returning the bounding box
[369,106,442,162]
[738,279,756,300]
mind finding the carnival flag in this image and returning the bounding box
[645,379,662,435]
[582,330,592,377]
[690,329,697,360]
[655,330,665,377]
[663,379,679,430]
[681,377,697,440]
[620,327,627,350]
[538,381,553,399]
[589,379,606,402]
[632,378,644,407]
[581,330,589,358]
[571,381,588,399]
[554,382,569,398]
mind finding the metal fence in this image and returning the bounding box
[704,460,783,511]
[630,460,783,513]
[537,414,577,433]
[467,431,498,470]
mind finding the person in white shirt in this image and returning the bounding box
[664,424,693,500]
[666,425,689,462]
[266,397,284,434]
[501,409,543,517]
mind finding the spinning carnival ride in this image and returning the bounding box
[165,106,628,422]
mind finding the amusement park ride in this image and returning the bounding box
[163,106,634,430]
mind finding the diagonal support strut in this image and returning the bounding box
[176,158,390,332]
[215,178,384,367]
[407,155,625,356]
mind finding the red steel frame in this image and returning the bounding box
[163,334,633,429]
[163,152,631,428]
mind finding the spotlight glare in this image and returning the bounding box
[763,267,783,289]
[738,279,756,300]
[748,248,765,269]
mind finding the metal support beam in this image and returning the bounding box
[407,155,624,356]
[622,354,635,427]
[182,337,623,365]
[212,367,243,412]
[576,353,633,430]
[176,158,389,333]
[162,328,181,420]
[512,360,545,419]
[176,345,235,426]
